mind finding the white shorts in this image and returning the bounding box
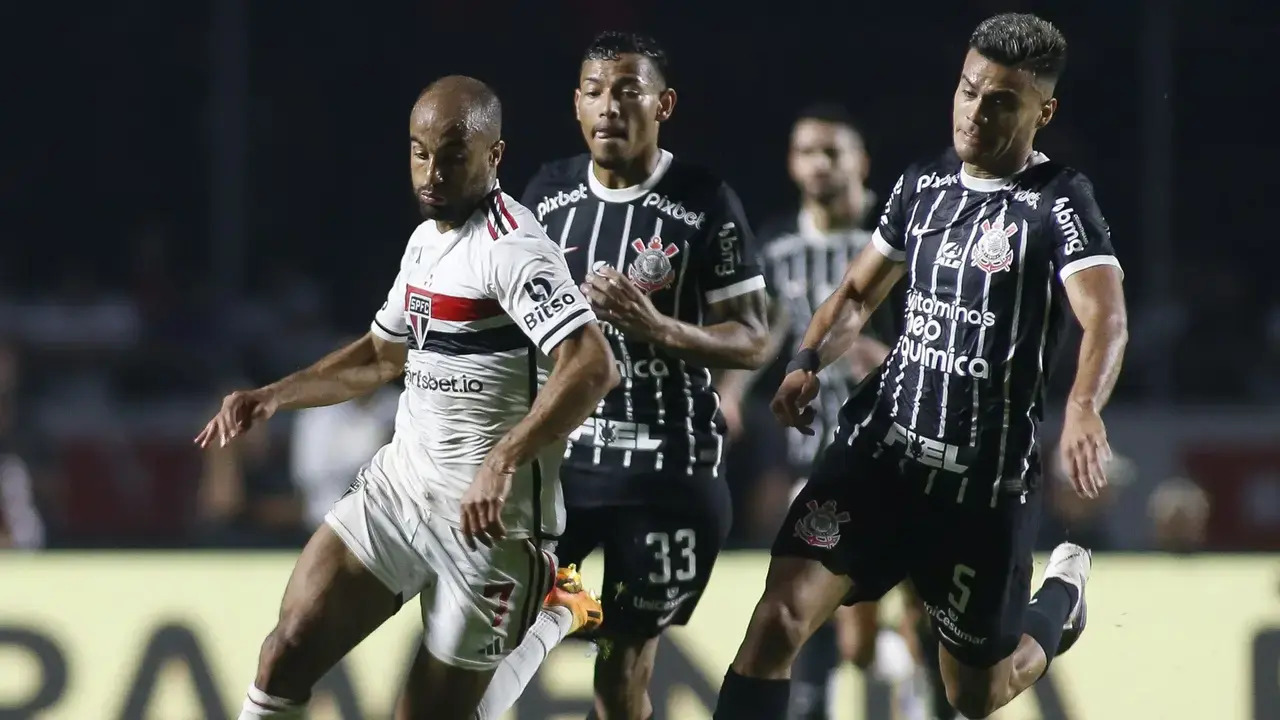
[325,466,557,670]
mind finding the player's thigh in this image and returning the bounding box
[258,476,421,692]
[833,601,880,667]
[418,515,557,675]
[598,505,728,639]
[908,490,1040,670]
[770,439,912,609]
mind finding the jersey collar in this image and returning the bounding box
[959,151,1049,193]
[587,149,674,203]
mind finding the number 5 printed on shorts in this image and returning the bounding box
[949,564,976,614]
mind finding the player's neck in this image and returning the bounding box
[592,146,662,189]
[803,190,864,233]
[964,149,1033,181]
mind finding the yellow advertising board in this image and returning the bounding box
[1,552,1277,719]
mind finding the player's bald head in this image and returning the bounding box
[412,75,502,145]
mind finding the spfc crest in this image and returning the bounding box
[794,499,851,550]
[628,237,680,294]
[404,285,432,349]
[971,219,1017,274]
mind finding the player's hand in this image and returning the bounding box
[771,369,821,435]
[460,460,513,550]
[193,388,280,449]
[1058,403,1111,499]
[581,265,666,342]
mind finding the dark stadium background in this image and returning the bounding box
[0,1,1277,717]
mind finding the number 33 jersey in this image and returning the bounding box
[522,150,765,507]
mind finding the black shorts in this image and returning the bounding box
[554,470,731,638]
[771,434,1041,668]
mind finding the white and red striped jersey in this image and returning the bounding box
[368,183,596,539]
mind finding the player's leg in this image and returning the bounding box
[715,441,911,720]
[395,516,558,720]
[911,488,1090,719]
[471,513,604,719]
[584,505,730,720]
[934,542,1090,719]
[240,477,420,719]
[786,617,840,720]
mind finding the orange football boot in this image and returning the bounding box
[544,564,603,636]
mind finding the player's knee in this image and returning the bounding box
[945,679,1000,719]
[846,638,876,671]
[593,634,657,710]
[743,595,812,670]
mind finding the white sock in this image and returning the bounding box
[474,606,574,720]
[238,684,305,719]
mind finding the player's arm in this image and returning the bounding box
[196,253,413,448]
[1053,174,1128,498]
[585,184,770,369]
[773,171,911,432]
[265,333,407,411]
[486,325,617,473]
[800,242,905,370]
[460,233,618,546]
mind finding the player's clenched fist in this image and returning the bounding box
[771,369,821,436]
[460,461,513,550]
[1058,403,1111,499]
[193,388,280,448]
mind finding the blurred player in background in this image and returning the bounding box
[714,13,1128,720]
[719,103,934,720]
[474,31,770,720]
[197,76,618,720]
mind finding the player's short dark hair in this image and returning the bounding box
[969,13,1068,84]
[583,31,669,85]
[795,102,862,137]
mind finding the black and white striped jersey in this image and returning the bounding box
[757,212,900,471]
[521,150,765,504]
[841,149,1121,497]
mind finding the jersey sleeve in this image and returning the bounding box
[1049,173,1124,283]
[490,232,597,356]
[871,171,910,261]
[369,243,415,343]
[696,183,767,305]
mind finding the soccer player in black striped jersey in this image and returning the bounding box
[473,32,769,720]
[715,14,1128,720]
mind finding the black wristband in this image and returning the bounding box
[785,348,820,375]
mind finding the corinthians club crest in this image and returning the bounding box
[628,236,681,294]
[971,219,1018,274]
[794,499,851,550]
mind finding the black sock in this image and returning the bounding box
[1023,578,1079,665]
[713,667,790,720]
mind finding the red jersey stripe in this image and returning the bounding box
[405,285,503,322]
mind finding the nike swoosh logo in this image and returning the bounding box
[911,226,931,238]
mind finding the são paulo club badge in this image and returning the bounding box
[404,284,432,349]
[627,236,681,293]
[794,499,851,550]
[971,219,1018,274]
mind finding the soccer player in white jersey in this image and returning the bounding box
[195,76,619,720]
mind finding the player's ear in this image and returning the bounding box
[1036,97,1058,129]
[573,89,582,122]
[657,88,677,122]
[489,140,505,168]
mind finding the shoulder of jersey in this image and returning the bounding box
[660,154,731,204]
[489,191,558,247]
